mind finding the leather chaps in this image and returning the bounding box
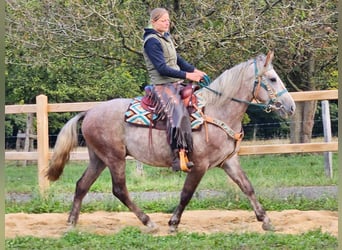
[149,82,193,153]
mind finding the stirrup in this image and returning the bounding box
[179,149,193,172]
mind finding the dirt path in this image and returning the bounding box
[5,210,337,238]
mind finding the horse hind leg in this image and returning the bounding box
[107,158,157,232]
[68,149,106,226]
[222,156,273,231]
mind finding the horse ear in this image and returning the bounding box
[264,50,274,67]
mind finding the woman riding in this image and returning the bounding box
[142,7,207,172]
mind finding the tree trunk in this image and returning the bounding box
[290,102,303,143]
[290,53,317,144]
[302,100,317,143]
[22,113,34,167]
[290,101,317,143]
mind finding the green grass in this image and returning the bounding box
[240,153,338,188]
[5,153,338,249]
[5,153,338,213]
[5,153,338,194]
[5,191,337,214]
[5,228,338,250]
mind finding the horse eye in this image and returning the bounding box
[269,78,277,82]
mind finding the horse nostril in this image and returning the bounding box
[274,102,282,108]
[290,105,296,114]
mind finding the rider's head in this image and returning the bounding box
[149,8,170,34]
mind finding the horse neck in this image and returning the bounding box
[203,61,255,125]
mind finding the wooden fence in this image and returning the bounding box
[5,90,338,194]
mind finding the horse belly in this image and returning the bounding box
[125,125,172,167]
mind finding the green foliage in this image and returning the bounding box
[242,113,250,125]
[320,68,338,90]
[5,114,27,137]
[5,61,47,104]
[6,1,338,103]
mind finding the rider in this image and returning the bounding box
[142,7,207,172]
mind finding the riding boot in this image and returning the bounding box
[172,149,194,172]
[171,149,181,172]
[182,150,194,170]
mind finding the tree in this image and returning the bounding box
[269,1,337,143]
[5,0,337,143]
[5,1,146,104]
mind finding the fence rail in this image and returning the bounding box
[5,90,338,194]
[5,90,338,114]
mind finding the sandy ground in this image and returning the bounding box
[5,210,338,239]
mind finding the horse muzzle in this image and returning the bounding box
[270,101,295,118]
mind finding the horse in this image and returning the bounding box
[46,51,295,233]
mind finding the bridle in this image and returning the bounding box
[195,55,289,164]
[232,58,288,113]
[199,55,288,113]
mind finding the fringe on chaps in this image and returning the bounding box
[149,83,193,153]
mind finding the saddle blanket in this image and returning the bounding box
[125,94,205,130]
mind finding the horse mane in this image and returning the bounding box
[200,54,267,106]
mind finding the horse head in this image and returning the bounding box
[252,51,296,118]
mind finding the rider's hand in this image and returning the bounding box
[185,69,207,82]
[194,69,207,77]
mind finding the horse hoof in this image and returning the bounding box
[144,225,159,234]
[144,221,159,233]
[168,225,178,234]
[262,221,275,231]
[67,220,76,228]
[64,222,77,235]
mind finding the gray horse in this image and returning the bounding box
[47,51,295,233]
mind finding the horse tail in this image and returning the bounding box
[46,112,86,181]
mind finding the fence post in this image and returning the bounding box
[321,100,333,178]
[36,94,50,194]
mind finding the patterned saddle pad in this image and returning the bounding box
[125,92,205,130]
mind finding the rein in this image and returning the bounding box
[195,55,287,163]
[198,75,222,96]
[200,59,288,113]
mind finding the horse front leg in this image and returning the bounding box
[168,167,206,233]
[222,155,273,231]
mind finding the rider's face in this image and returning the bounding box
[152,13,170,34]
